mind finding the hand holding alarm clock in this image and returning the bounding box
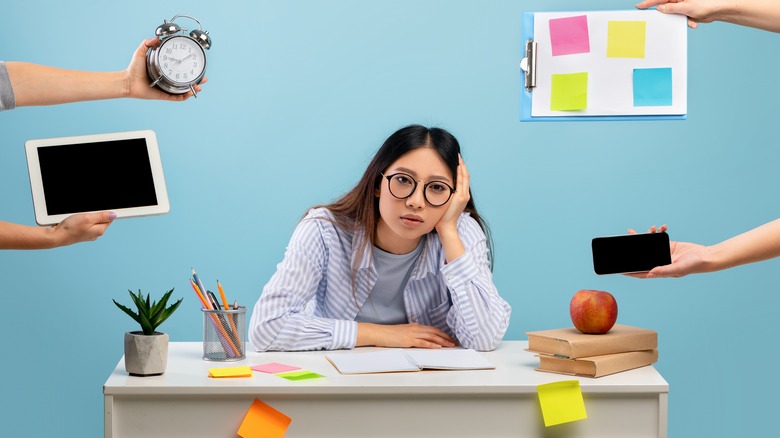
[146,14,211,97]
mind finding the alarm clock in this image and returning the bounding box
[146,14,211,97]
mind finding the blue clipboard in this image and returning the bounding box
[519,11,687,122]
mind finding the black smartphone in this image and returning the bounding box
[591,232,672,275]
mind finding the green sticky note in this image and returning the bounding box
[550,72,588,111]
[276,370,325,381]
[537,380,588,427]
[607,21,646,58]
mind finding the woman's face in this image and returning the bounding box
[375,147,454,254]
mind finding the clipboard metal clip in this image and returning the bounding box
[520,39,537,92]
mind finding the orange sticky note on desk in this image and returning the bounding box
[209,366,252,378]
[537,380,587,427]
[237,399,292,438]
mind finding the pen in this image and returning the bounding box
[206,290,221,310]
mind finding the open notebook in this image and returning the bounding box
[325,348,495,374]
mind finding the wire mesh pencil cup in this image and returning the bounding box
[202,306,246,361]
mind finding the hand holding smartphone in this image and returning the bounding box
[592,232,672,275]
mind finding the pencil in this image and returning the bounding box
[192,268,208,302]
[217,280,229,310]
[217,280,240,344]
[190,279,240,357]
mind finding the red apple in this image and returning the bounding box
[570,289,618,334]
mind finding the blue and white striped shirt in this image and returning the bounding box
[248,207,511,352]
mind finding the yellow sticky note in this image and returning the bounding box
[550,72,588,111]
[208,366,252,378]
[537,380,588,427]
[607,21,646,58]
[237,399,292,438]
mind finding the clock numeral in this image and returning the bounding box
[163,63,168,69]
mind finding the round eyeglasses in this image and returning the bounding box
[381,172,455,207]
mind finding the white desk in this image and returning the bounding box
[104,341,668,438]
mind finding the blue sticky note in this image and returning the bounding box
[633,68,673,107]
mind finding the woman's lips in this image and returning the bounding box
[401,214,423,227]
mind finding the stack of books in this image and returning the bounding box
[525,324,658,378]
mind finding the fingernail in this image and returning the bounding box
[109,212,118,220]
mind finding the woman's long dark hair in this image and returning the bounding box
[314,124,494,276]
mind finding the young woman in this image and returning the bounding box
[248,124,511,352]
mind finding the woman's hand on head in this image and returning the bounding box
[357,322,458,349]
[435,154,470,235]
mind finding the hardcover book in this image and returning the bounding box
[526,324,657,359]
[536,349,658,378]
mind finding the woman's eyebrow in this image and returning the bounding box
[393,167,452,183]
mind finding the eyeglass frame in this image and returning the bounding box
[380,172,455,207]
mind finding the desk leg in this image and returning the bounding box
[104,394,114,438]
[658,392,669,438]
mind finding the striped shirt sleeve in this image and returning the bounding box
[248,212,358,351]
[440,215,511,351]
[0,62,17,112]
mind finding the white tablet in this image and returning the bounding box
[25,130,170,226]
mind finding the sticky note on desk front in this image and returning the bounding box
[237,399,292,438]
[537,380,587,427]
[209,366,252,378]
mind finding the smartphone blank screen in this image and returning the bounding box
[591,233,672,275]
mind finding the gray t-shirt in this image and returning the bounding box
[0,61,16,112]
[355,239,424,325]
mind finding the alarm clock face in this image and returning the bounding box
[157,36,206,84]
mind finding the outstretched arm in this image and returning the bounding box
[637,0,780,32]
[0,212,115,250]
[5,38,205,107]
[628,220,780,278]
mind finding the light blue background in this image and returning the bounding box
[1,1,778,436]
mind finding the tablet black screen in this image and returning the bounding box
[37,138,158,215]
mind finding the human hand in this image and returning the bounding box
[435,154,470,236]
[357,322,458,349]
[625,224,708,278]
[50,211,115,247]
[124,38,207,101]
[636,0,719,29]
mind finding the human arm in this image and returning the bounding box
[628,220,780,278]
[0,211,115,250]
[440,214,511,351]
[5,38,205,108]
[248,212,360,351]
[636,0,780,32]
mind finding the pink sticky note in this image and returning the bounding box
[549,15,590,56]
[251,362,302,374]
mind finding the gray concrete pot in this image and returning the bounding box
[124,331,169,376]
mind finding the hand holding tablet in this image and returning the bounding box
[25,130,170,226]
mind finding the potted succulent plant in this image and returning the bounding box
[113,288,183,376]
